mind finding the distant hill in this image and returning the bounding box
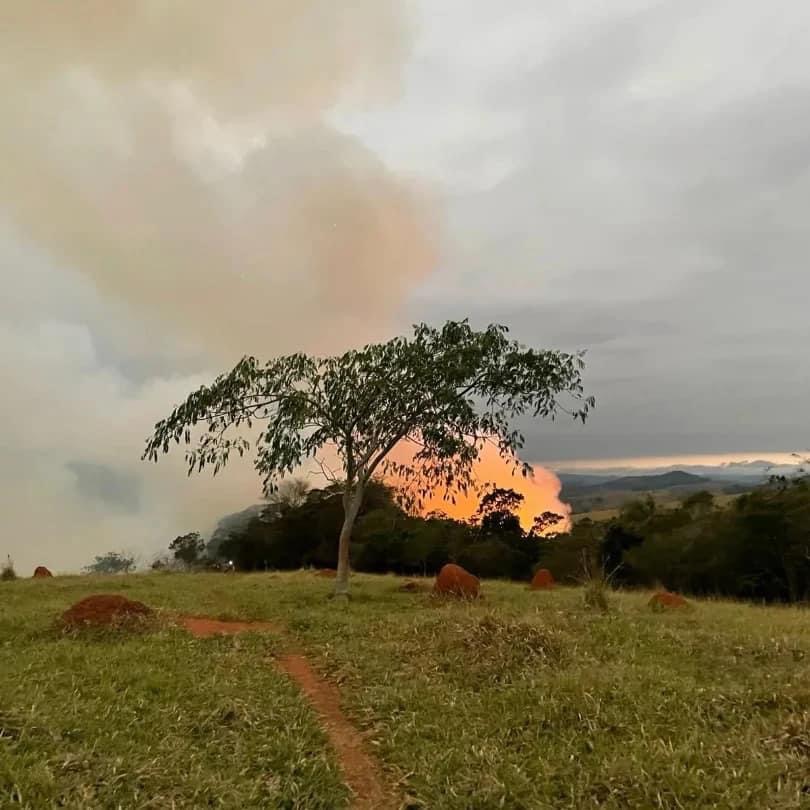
[560,470,709,496]
[584,470,709,493]
[558,469,725,515]
[556,473,612,488]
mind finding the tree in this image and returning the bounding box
[84,551,136,575]
[144,320,592,597]
[169,532,206,566]
[682,490,715,517]
[474,487,525,536]
[267,477,311,510]
[531,511,565,535]
[1,555,17,582]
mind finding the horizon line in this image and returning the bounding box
[532,451,804,472]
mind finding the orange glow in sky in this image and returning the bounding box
[390,443,570,533]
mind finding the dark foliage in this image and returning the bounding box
[209,481,549,581]
[83,551,136,575]
[1,556,17,582]
[169,532,206,566]
[538,478,810,603]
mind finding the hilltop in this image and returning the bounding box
[561,469,709,493]
[2,572,808,808]
[558,468,756,514]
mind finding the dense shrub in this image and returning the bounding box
[1,556,17,581]
[213,482,547,581]
[540,478,810,603]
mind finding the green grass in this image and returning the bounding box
[2,573,810,808]
[0,577,347,809]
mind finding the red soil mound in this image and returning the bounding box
[33,566,53,578]
[530,568,555,590]
[315,569,337,578]
[649,591,689,610]
[433,563,480,599]
[60,594,153,629]
[179,616,278,638]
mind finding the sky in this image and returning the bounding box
[1,1,807,572]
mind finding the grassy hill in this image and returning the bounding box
[560,470,751,515]
[563,470,710,493]
[2,572,809,808]
[572,491,745,524]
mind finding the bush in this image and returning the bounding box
[583,577,610,612]
[580,552,612,613]
[1,556,17,581]
[83,551,136,575]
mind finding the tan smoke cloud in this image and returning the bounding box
[0,2,439,573]
[0,1,435,361]
[0,316,263,575]
[0,1,409,115]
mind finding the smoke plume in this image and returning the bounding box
[0,2,437,573]
[0,1,434,360]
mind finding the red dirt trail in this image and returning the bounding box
[277,653,398,810]
[180,616,398,810]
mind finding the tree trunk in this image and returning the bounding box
[334,487,363,598]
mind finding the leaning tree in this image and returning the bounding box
[144,320,593,597]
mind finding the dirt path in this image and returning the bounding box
[277,652,399,810]
[178,616,281,636]
[180,616,399,810]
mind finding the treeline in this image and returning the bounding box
[217,481,565,580]
[162,475,810,604]
[544,477,810,603]
[165,480,562,581]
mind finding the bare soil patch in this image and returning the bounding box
[179,616,279,637]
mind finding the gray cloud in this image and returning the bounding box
[391,0,810,462]
[67,462,141,514]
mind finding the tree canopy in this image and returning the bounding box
[541,477,810,602]
[144,320,593,595]
[84,551,136,575]
[169,532,205,566]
